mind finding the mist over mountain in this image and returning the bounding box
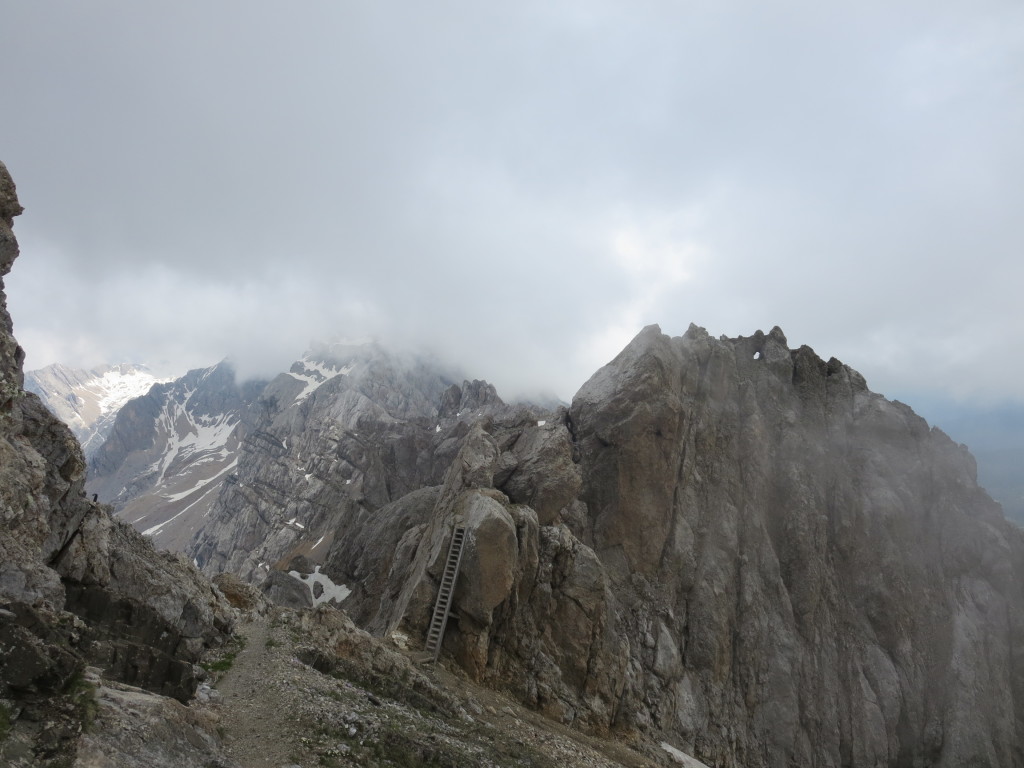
[905,398,1024,525]
[7,2,1024,413]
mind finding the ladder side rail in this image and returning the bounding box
[425,527,468,662]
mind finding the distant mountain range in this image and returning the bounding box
[24,362,170,457]
[28,357,1024,531]
[79,341,473,552]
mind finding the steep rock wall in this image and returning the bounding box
[330,322,1024,768]
[567,323,1024,767]
[0,162,234,765]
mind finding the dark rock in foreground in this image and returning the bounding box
[0,161,235,766]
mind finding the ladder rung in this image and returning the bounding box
[424,525,469,662]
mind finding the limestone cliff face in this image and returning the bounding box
[0,162,234,766]
[321,323,1024,767]
[566,324,1024,766]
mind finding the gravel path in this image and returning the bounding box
[213,615,295,768]
[200,606,669,768]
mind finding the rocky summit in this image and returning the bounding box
[7,152,1024,768]
[178,318,1024,764]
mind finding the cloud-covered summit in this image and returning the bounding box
[3,1,1023,403]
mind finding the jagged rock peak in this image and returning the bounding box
[0,160,23,231]
[599,322,868,399]
[438,379,504,419]
[1,161,25,408]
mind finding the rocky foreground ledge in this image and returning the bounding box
[1,160,237,766]
[187,581,687,768]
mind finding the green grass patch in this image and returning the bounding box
[203,652,238,673]
[66,672,98,732]
[202,633,247,675]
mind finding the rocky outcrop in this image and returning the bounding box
[341,417,627,729]
[438,378,503,419]
[313,322,1024,767]
[0,161,234,766]
[567,324,1024,766]
[71,669,231,768]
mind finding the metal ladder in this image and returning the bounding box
[424,526,466,663]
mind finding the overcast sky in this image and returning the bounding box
[3,1,1023,403]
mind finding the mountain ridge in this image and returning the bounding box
[143,315,1024,765]
[25,362,170,457]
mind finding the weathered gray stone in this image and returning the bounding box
[73,674,234,768]
[0,161,235,762]
[500,416,581,525]
[260,570,313,610]
[565,323,1024,766]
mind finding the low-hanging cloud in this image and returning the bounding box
[3,0,1023,404]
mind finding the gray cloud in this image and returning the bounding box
[3,0,1023,403]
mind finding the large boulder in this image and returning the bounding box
[499,415,581,525]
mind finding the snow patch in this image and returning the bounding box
[660,743,711,768]
[160,458,238,502]
[288,359,355,401]
[93,367,169,415]
[287,566,351,606]
[152,400,238,485]
[142,476,223,537]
